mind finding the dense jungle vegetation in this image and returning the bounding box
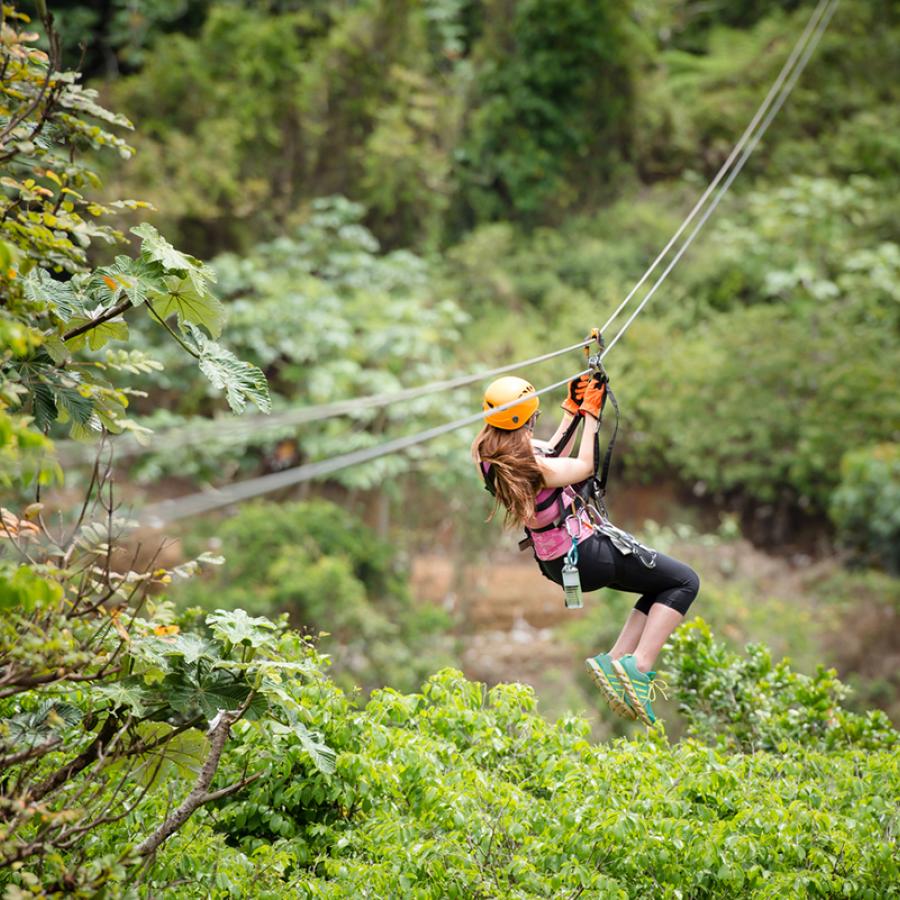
[1,0,898,895]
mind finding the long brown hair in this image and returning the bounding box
[472,423,544,527]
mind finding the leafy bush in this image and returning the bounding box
[455,0,637,224]
[156,665,898,898]
[830,443,900,573]
[177,500,455,693]
[618,300,899,518]
[667,619,897,753]
[122,196,471,490]
[0,502,335,894]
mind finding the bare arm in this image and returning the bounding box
[536,414,599,488]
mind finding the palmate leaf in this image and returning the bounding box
[133,632,213,670]
[164,671,252,719]
[2,701,82,748]
[151,273,226,338]
[127,722,209,788]
[131,223,215,283]
[95,678,156,717]
[183,324,271,415]
[92,255,168,307]
[207,608,278,649]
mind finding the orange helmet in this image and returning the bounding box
[482,376,540,430]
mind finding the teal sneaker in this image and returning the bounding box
[612,655,667,726]
[585,654,636,720]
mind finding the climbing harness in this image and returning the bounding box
[480,331,659,608]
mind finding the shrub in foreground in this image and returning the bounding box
[154,633,897,898]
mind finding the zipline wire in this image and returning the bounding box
[139,0,837,526]
[73,0,834,467]
[600,0,839,360]
[593,0,834,346]
[58,338,593,465]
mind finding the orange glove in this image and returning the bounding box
[579,372,607,419]
[561,373,590,416]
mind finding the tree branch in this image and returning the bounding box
[62,299,133,343]
[0,736,61,770]
[17,713,119,809]
[0,667,121,700]
[133,696,254,858]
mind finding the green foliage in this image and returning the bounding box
[457,0,637,224]
[0,489,336,892]
[124,197,468,488]
[619,299,899,512]
[667,619,897,753]
[109,2,461,251]
[830,443,900,573]
[177,500,455,693]
[634,3,900,183]
[0,4,269,494]
[148,666,899,898]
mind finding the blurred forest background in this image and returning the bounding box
[1,0,898,893]
[46,0,897,725]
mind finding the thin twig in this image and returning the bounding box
[145,301,201,359]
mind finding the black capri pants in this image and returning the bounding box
[538,532,699,616]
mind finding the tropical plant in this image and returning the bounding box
[0,2,268,493]
[0,465,334,894]
[666,618,897,753]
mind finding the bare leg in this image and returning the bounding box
[608,609,647,660]
[633,605,684,673]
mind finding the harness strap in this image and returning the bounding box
[545,414,581,459]
[535,488,564,512]
[482,462,497,496]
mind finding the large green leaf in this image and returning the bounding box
[163,670,252,719]
[150,275,226,338]
[207,608,279,649]
[184,324,271,414]
[290,715,336,775]
[131,223,215,283]
[31,382,58,430]
[128,722,209,787]
[95,678,156,717]
[23,269,91,321]
[64,314,129,352]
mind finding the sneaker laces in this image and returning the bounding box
[646,676,669,703]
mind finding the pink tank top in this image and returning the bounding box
[480,461,594,560]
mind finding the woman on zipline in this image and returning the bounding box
[472,373,699,725]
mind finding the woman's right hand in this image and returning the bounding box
[580,372,607,419]
[561,373,590,415]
